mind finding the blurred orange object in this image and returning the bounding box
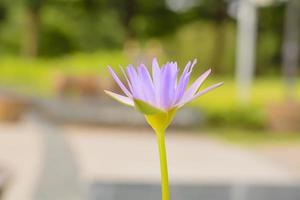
[0,95,28,121]
[266,101,300,132]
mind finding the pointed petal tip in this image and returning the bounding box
[192,58,197,64]
[107,65,112,69]
[152,57,159,65]
[175,81,223,107]
[104,90,116,98]
[107,66,115,73]
[204,82,224,92]
[216,82,224,86]
[204,68,212,75]
[103,90,111,95]
[104,90,134,106]
[189,58,197,72]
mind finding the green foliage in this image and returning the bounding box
[163,20,236,74]
[191,0,227,20]
[39,25,76,56]
[207,128,300,146]
[0,51,127,95]
[190,77,300,129]
[204,105,266,129]
[25,0,44,10]
[256,4,285,74]
[0,2,7,22]
[0,0,295,76]
[40,2,126,55]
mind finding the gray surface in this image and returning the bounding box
[32,115,86,200]
[246,185,300,200]
[171,184,230,200]
[89,183,230,200]
[0,117,299,199]
[89,182,300,200]
[35,97,202,127]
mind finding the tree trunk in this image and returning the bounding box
[211,20,226,74]
[123,0,136,39]
[210,1,227,74]
[22,7,40,58]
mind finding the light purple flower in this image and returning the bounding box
[105,58,223,112]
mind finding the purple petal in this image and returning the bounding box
[179,69,211,104]
[180,61,191,79]
[152,58,160,84]
[137,64,156,105]
[174,72,191,104]
[189,59,197,73]
[126,65,144,99]
[120,65,133,93]
[108,66,132,97]
[169,62,179,104]
[104,90,134,106]
[159,64,169,109]
[176,82,223,107]
[160,62,177,109]
[152,58,161,105]
[173,61,193,103]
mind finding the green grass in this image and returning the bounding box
[191,76,300,109]
[205,128,300,146]
[189,76,300,128]
[0,51,127,96]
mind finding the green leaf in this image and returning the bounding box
[133,99,164,115]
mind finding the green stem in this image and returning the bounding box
[156,130,170,200]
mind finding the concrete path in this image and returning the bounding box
[259,145,300,177]
[0,121,42,200]
[66,126,299,184]
[32,117,85,200]
[0,121,298,200]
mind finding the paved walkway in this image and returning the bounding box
[0,121,298,200]
[0,121,42,200]
[66,126,298,184]
[259,145,300,177]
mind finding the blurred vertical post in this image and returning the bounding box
[22,0,43,58]
[282,0,299,100]
[235,0,257,103]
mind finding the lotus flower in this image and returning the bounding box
[105,58,222,200]
[105,58,222,126]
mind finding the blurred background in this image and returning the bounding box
[0,0,299,199]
